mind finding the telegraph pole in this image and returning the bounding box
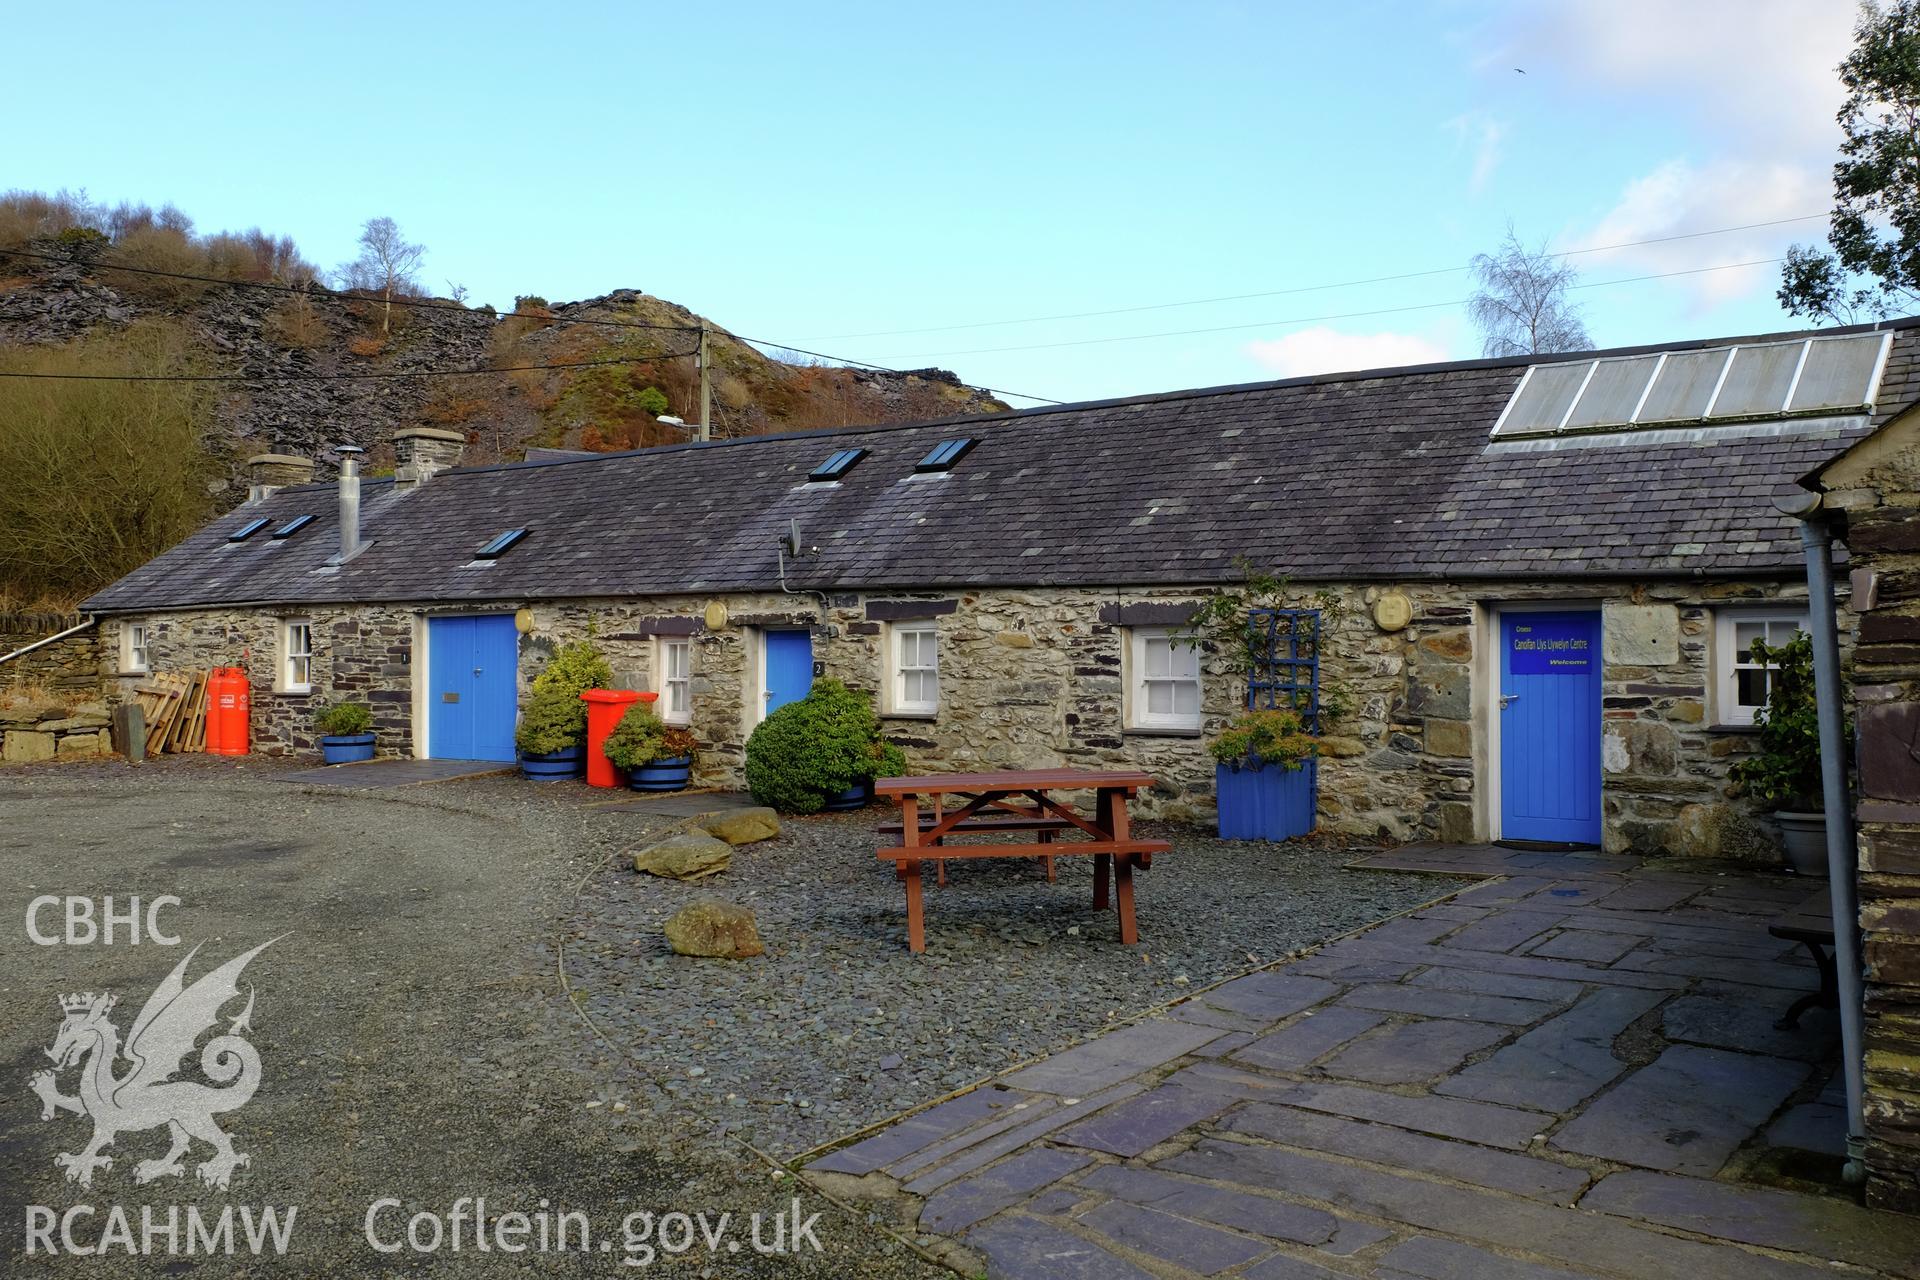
[697,322,712,442]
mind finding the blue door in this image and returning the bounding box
[1499,611,1602,845]
[427,615,519,761]
[762,629,814,719]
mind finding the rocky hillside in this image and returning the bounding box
[0,246,1005,477]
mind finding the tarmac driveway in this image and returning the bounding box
[0,759,945,1278]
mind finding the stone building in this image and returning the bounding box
[72,322,1920,861]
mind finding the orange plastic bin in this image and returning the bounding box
[580,689,657,788]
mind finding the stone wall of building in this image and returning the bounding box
[107,576,1806,856]
[0,612,103,696]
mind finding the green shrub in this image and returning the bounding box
[602,703,668,770]
[745,678,903,814]
[1730,632,1825,811]
[315,701,373,736]
[1209,708,1316,770]
[514,640,613,755]
[637,386,670,416]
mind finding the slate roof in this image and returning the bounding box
[84,318,1920,614]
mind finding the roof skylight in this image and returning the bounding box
[474,529,529,560]
[227,518,270,543]
[916,438,977,472]
[1490,332,1891,441]
[808,448,867,482]
[270,515,315,540]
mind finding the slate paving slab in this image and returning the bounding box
[1161,1140,1831,1280]
[1440,986,1666,1112]
[1000,1018,1225,1095]
[1766,1100,1847,1158]
[1662,984,1839,1061]
[275,757,512,787]
[1440,908,1570,953]
[1340,981,1556,1025]
[1550,1044,1810,1175]
[1318,1016,1510,1084]
[967,1215,1157,1280]
[1411,963,1586,1004]
[1579,1170,1920,1275]
[1077,1200,1270,1274]
[1231,1006,1387,1072]
[1525,928,1645,964]
[1223,1103,1592,1201]
[1076,1164,1344,1246]
[1241,1253,1349,1280]
[1054,1084,1233,1157]
[919,1146,1092,1233]
[1375,1235,1605,1280]
[1265,1080,1550,1150]
[903,1083,1140,1194]
[809,1086,1017,1174]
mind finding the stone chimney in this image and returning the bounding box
[246,453,315,502]
[394,427,467,488]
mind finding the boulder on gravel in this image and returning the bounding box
[664,900,764,959]
[697,806,781,846]
[632,832,732,880]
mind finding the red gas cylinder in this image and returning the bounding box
[206,667,251,756]
[580,688,656,788]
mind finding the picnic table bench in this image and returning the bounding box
[876,768,1171,953]
[1770,885,1838,1031]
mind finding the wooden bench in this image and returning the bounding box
[1769,886,1838,1031]
[875,769,1173,952]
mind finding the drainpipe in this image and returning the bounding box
[1777,490,1868,1184]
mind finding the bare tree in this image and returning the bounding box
[337,217,425,334]
[1467,225,1592,357]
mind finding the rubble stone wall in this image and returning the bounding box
[0,613,102,696]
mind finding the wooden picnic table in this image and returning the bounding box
[875,768,1172,953]
[1770,885,1838,1031]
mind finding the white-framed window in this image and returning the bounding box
[657,637,691,724]
[1715,611,1807,726]
[889,621,939,716]
[280,618,313,693]
[122,623,150,674]
[1128,626,1203,731]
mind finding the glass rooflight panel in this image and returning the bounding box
[916,437,978,472]
[1490,362,1590,437]
[1709,341,1805,418]
[808,447,867,481]
[1562,355,1662,429]
[270,514,315,539]
[227,517,270,542]
[474,528,529,559]
[1634,348,1730,423]
[1787,332,1888,413]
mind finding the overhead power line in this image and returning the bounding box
[733,335,1064,406]
[886,258,1789,359]
[821,213,1831,340]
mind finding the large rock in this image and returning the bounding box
[632,832,732,880]
[1604,603,1680,665]
[3,730,55,763]
[664,900,764,959]
[697,806,781,846]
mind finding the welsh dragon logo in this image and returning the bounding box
[30,939,278,1190]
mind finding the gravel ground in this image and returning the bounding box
[0,758,949,1278]
[560,798,1453,1156]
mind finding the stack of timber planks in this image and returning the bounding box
[133,671,210,754]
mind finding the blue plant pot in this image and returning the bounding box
[520,745,584,780]
[821,780,872,812]
[628,755,693,792]
[319,733,375,765]
[1216,758,1316,841]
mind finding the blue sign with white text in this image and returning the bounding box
[1509,618,1594,675]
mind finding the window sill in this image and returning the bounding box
[1124,726,1204,739]
[275,687,313,698]
[1706,722,1760,734]
[883,711,939,722]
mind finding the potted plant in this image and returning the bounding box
[1730,631,1828,875]
[316,701,376,764]
[1210,708,1318,841]
[744,678,908,814]
[515,640,614,779]
[602,703,699,792]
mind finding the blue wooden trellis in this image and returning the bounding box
[1245,608,1321,730]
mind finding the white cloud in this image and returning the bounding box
[1563,157,1829,311]
[1246,327,1454,378]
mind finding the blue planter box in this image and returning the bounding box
[1216,759,1316,841]
[320,733,375,765]
[822,780,872,812]
[628,756,693,792]
[520,745,584,780]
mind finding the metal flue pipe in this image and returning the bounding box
[335,445,365,563]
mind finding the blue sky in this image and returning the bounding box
[9,2,1857,405]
